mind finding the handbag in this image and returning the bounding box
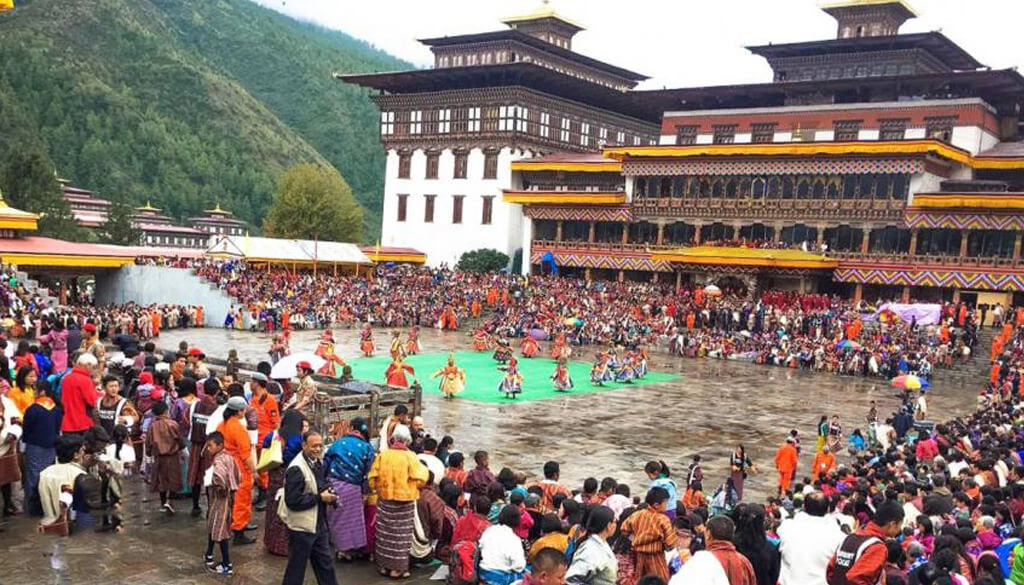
[256,435,284,472]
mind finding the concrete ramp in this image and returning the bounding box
[94,265,233,327]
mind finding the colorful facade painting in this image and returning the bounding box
[523,205,634,222]
[833,267,1024,292]
[530,249,672,272]
[624,157,926,177]
[904,209,1024,231]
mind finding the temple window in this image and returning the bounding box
[833,119,862,142]
[425,152,439,180]
[481,196,494,225]
[396,194,408,222]
[869,226,911,254]
[675,125,698,145]
[453,152,468,179]
[409,110,422,135]
[879,118,909,141]
[560,118,571,142]
[438,109,451,134]
[467,107,481,132]
[925,116,957,143]
[397,153,411,179]
[451,195,464,224]
[380,112,395,135]
[539,112,551,138]
[917,228,962,257]
[967,230,1015,258]
[580,122,591,146]
[712,124,737,144]
[483,152,499,180]
[751,123,776,144]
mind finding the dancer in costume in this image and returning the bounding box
[520,335,539,358]
[549,331,571,360]
[498,356,523,399]
[550,358,574,392]
[405,326,421,356]
[615,352,637,384]
[590,351,612,386]
[430,354,465,400]
[636,346,650,378]
[384,355,415,388]
[315,330,346,377]
[359,323,375,357]
[492,337,513,364]
[439,306,458,330]
[389,330,405,360]
[471,327,489,352]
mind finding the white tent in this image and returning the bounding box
[205,235,372,267]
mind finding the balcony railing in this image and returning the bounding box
[828,251,1024,268]
[631,197,905,220]
[531,240,674,252]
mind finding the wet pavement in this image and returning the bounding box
[3,325,984,585]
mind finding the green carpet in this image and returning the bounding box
[344,350,678,404]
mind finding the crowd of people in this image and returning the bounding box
[1,296,1024,585]
[187,260,985,383]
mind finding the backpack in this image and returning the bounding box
[448,540,479,585]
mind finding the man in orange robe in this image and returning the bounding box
[218,397,256,545]
[774,437,799,495]
[811,445,836,481]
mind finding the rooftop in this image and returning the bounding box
[746,32,984,72]
[499,3,584,31]
[820,0,918,19]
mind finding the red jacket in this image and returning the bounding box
[60,367,98,433]
[827,522,888,585]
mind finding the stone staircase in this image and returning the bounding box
[15,270,58,308]
[925,326,998,387]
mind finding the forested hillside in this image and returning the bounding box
[0,0,408,238]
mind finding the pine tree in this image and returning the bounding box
[0,149,83,239]
[99,200,141,245]
[263,163,363,242]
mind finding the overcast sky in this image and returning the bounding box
[254,0,1024,90]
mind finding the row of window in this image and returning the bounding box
[145,234,206,247]
[382,107,650,147]
[199,225,244,236]
[635,173,910,201]
[534,221,1021,258]
[675,116,957,145]
[395,194,495,226]
[397,151,500,181]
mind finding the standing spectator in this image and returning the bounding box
[369,424,430,579]
[732,504,781,585]
[280,431,339,585]
[146,401,183,514]
[21,380,62,516]
[826,500,905,585]
[670,515,756,585]
[59,353,98,437]
[620,487,677,583]
[777,492,845,585]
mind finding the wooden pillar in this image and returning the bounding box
[588,222,596,243]
[860,228,871,254]
[1014,232,1023,262]
[959,232,969,258]
[621,225,629,245]
[908,228,919,256]
[652,272,660,284]
[773,223,783,244]
[555,221,563,243]
[732,221,743,241]
[617,270,625,283]
[694,223,703,245]
[675,270,683,293]
[656,222,665,246]
[584,268,591,281]
[798,277,806,294]
[853,283,864,304]
[901,286,911,303]
[816,225,825,246]
[334,263,338,276]
[60,280,68,305]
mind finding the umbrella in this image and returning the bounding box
[270,352,326,379]
[529,328,548,340]
[891,374,928,390]
[703,284,722,297]
[835,339,862,350]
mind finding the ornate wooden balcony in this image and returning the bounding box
[829,251,1024,269]
[632,197,905,221]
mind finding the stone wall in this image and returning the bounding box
[94,265,233,327]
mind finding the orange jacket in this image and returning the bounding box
[811,451,836,479]
[774,443,798,474]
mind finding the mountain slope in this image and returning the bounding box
[0,0,406,237]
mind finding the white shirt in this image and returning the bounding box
[670,550,729,585]
[777,512,846,585]
[417,453,445,486]
[478,525,526,573]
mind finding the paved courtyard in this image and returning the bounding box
[4,325,984,585]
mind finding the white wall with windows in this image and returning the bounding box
[381,146,530,267]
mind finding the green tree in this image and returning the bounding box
[0,149,82,239]
[457,248,510,273]
[263,163,363,242]
[99,200,141,245]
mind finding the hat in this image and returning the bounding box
[227,396,247,411]
[150,387,165,401]
[83,323,96,334]
[139,371,154,385]
[296,361,312,371]
[188,348,203,357]
[250,372,268,383]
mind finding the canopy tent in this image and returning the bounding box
[205,235,372,270]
